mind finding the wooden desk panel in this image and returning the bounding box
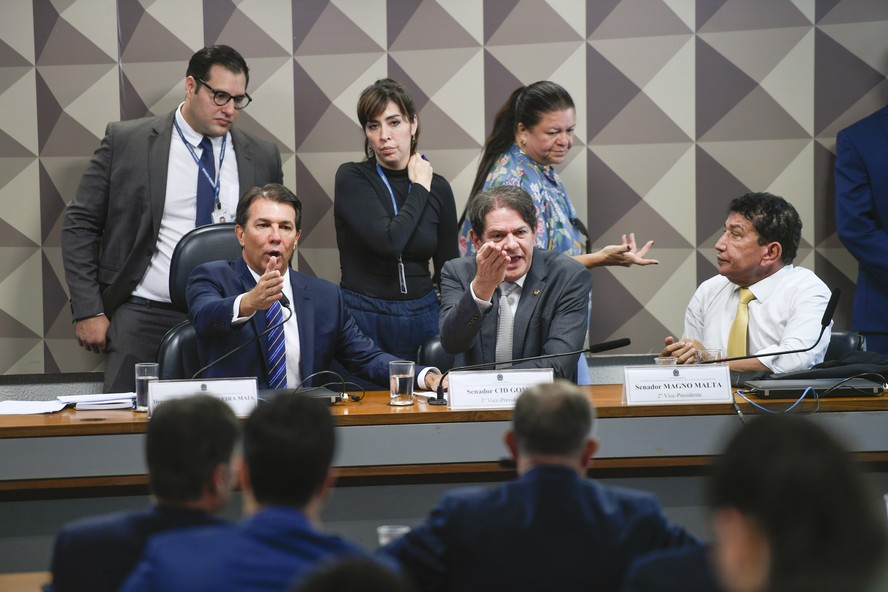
[2,387,887,496]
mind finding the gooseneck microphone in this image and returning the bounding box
[429,337,632,405]
[191,295,292,380]
[699,288,840,366]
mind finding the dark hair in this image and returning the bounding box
[708,414,888,592]
[235,183,302,231]
[186,45,250,88]
[356,78,419,161]
[146,395,240,503]
[244,394,335,508]
[468,81,574,203]
[512,380,594,457]
[467,185,538,239]
[728,192,801,263]
[293,557,413,592]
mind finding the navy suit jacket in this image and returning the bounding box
[439,248,591,381]
[48,505,223,592]
[187,258,404,388]
[621,545,722,592]
[120,506,364,592]
[835,105,888,333]
[380,465,700,592]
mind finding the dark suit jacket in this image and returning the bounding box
[621,545,722,592]
[48,505,223,592]
[835,105,888,333]
[380,465,700,592]
[439,248,591,380]
[187,258,407,388]
[120,506,363,592]
[62,110,283,320]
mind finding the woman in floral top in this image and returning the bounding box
[458,81,657,269]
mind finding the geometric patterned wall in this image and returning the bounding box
[1,0,887,375]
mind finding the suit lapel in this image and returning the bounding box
[148,113,174,236]
[231,128,255,191]
[290,271,314,382]
[513,251,546,358]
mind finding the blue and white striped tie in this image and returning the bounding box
[265,301,287,389]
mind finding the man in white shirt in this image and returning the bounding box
[661,192,831,374]
[63,45,283,392]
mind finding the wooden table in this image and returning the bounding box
[0,571,48,591]
[3,385,888,498]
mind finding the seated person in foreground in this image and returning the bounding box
[621,544,722,592]
[707,415,888,592]
[439,185,591,380]
[121,395,366,592]
[661,192,831,373]
[186,183,441,390]
[48,395,239,592]
[380,380,700,592]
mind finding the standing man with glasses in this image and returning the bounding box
[63,45,283,392]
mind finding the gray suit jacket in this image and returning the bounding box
[439,248,591,380]
[62,110,283,320]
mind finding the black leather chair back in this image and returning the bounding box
[157,321,201,380]
[825,330,866,362]
[169,223,240,312]
[417,335,454,373]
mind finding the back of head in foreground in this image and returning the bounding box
[508,380,597,473]
[147,394,241,509]
[708,414,888,592]
[243,393,336,510]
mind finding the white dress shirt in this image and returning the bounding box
[684,265,832,374]
[132,104,240,302]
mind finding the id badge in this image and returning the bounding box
[212,206,231,224]
[397,258,408,294]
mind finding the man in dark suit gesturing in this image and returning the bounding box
[63,45,283,392]
[381,381,699,592]
[439,185,591,380]
[186,183,442,390]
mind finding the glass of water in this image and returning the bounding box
[134,362,159,412]
[389,360,415,406]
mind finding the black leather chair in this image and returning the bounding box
[168,223,240,312]
[825,330,866,362]
[417,335,454,373]
[158,223,241,379]
[157,321,201,379]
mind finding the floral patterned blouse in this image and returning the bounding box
[458,142,585,257]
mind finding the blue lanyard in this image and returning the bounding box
[174,118,227,207]
[375,162,411,295]
[375,162,411,215]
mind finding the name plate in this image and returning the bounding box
[148,377,258,417]
[448,368,554,410]
[623,364,732,405]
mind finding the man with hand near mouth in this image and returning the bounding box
[660,192,831,374]
[439,185,591,380]
[187,184,442,390]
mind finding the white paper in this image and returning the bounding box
[448,368,554,410]
[58,392,136,404]
[0,400,67,415]
[623,364,733,405]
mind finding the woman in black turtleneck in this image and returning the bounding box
[333,79,457,384]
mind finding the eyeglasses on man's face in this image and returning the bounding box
[197,78,252,109]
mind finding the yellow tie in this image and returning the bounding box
[727,288,756,357]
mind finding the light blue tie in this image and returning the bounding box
[265,301,287,389]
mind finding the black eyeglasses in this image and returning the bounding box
[197,79,252,109]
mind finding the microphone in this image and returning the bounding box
[191,298,293,380]
[699,288,840,366]
[429,338,631,405]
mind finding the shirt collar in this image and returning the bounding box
[743,264,792,302]
[175,102,228,148]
